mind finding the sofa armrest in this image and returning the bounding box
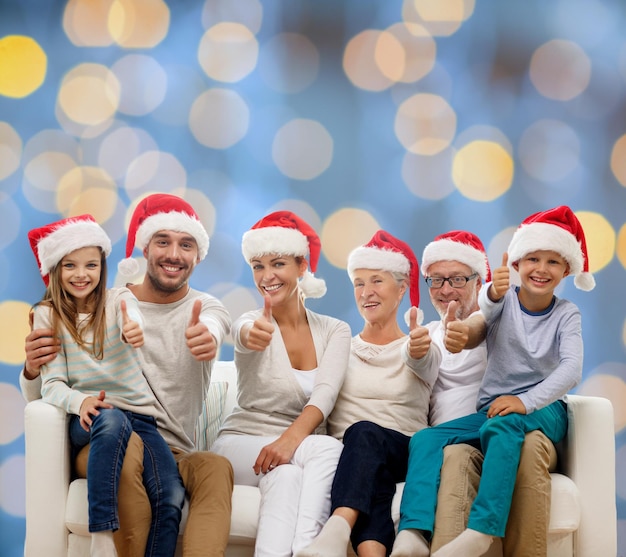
[559,394,616,557]
[24,400,72,557]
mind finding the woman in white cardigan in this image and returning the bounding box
[212,211,352,557]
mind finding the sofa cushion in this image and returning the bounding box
[66,479,89,536]
[195,381,229,451]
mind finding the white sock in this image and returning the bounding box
[294,515,352,557]
[90,531,118,557]
[432,528,493,557]
[390,529,430,557]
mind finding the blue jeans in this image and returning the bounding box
[70,408,185,557]
[331,421,411,554]
[398,401,567,538]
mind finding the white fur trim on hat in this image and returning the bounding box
[422,239,489,281]
[37,221,111,277]
[507,222,595,290]
[300,270,327,299]
[135,211,210,260]
[347,246,410,279]
[242,227,309,261]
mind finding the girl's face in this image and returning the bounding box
[250,254,306,306]
[352,269,406,326]
[60,246,102,311]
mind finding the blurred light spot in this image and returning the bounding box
[152,64,207,127]
[112,54,167,116]
[554,0,614,50]
[322,209,380,269]
[0,384,25,444]
[487,227,520,285]
[0,455,25,517]
[576,211,614,273]
[0,123,22,181]
[519,119,580,182]
[0,35,46,98]
[617,223,626,272]
[374,29,405,82]
[343,30,395,92]
[610,134,626,188]
[23,152,79,213]
[577,367,626,433]
[402,0,475,37]
[219,286,260,331]
[55,105,116,139]
[0,193,20,250]
[452,141,513,201]
[0,301,32,365]
[402,149,456,200]
[63,0,115,47]
[109,0,170,49]
[124,151,187,196]
[56,167,118,222]
[58,64,120,126]
[384,23,436,83]
[259,33,319,94]
[395,93,456,155]
[529,39,591,101]
[189,88,249,149]
[178,187,217,238]
[198,22,258,83]
[455,125,513,155]
[202,0,263,35]
[98,126,158,180]
[272,119,333,180]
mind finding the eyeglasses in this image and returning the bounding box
[424,273,478,289]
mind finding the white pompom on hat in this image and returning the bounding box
[421,230,491,282]
[28,214,112,286]
[507,205,595,291]
[118,193,210,276]
[241,210,327,298]
[347,230,423,325]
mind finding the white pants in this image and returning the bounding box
[212,433,343,557]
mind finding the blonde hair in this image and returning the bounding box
[36,248,108,360]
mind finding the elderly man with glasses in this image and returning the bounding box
[398,230,555,557]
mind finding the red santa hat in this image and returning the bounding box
[421,230,491,283]
[241,210,327,298]
[507,205,595,291]
[118,193,210,276]
[28,214,112,286]
[347,230,423,325]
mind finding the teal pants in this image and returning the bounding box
[398,400,567,537]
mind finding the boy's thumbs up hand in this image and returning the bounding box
[245,295,275,351]
[121,299,144,348]
[489,252,510,301]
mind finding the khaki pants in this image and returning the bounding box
[76,433,234,557]
[432,430,557,557]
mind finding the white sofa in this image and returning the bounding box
[24,361,617,557]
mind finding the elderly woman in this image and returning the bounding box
[297,230,438,557]
[211,211,351,557]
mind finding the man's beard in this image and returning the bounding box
[146,261,189,294]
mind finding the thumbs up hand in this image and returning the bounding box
[489,253,510,301]
[407,307,431,360]
[121,299,144,348]
[444,300,469,354]
[186,299,217,361]
[244,295,275,351]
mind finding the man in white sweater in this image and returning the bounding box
[21,194,234,557]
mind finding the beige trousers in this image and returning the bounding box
[76,433,234,557]
[431,430,557,557]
